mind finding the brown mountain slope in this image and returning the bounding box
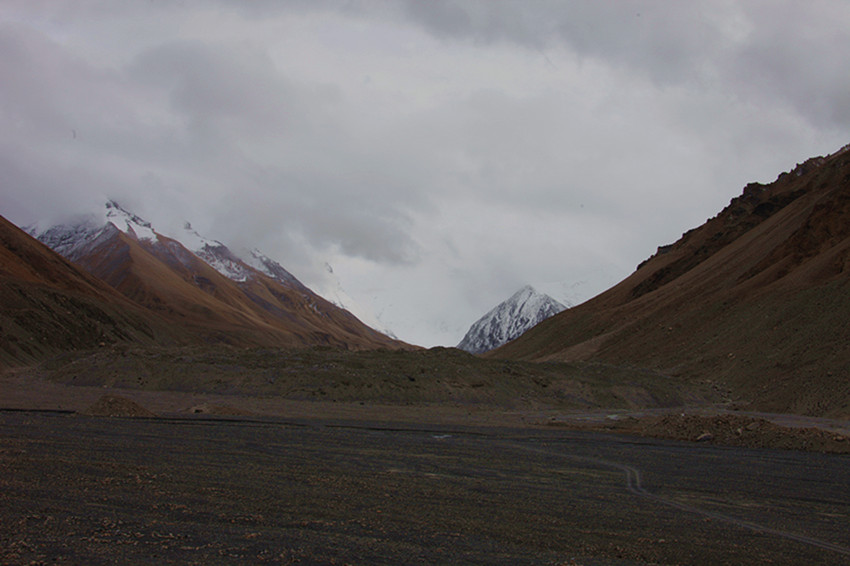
[492,144,850,418]
[47,222,406,350]
[0,216,183,369]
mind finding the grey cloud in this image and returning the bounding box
[399,1,726,82]
[303,207,419,264]
[128,41,318,139]
[0,18,423,264]
[210,179,420,267]
[396,0,850,131]
[125,36,428,264]
[728,1,850,130]
[0,24,131,222]
[199,1,850,133]
[2,1,849,346]
[0,23,95,139]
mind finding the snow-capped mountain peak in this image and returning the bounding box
[27,200,159,260]
[457,285,567,354]
[29,201,387,332]
[30,199,315,296]
[103,200,156,241]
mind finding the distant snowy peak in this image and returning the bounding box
[30,201,306,289]
[27,200,155,259]
[457,285,567,354]
[104,200,156,241]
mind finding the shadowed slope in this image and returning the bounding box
[0,216,181,368]
[493,144,850,417]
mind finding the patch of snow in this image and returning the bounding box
[175,222,250,282]
[199,251,249,282]
[244,249,303,288]
[104,200,156,241]
[27,208,134,264]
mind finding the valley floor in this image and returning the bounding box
[2,410,850,565]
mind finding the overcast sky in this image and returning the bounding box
[3,1,850,346]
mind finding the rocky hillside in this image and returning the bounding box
[492,144,850,418]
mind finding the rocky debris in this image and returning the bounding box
[81,395,158,418]
[612,413,850,454]
[188,403,255,416]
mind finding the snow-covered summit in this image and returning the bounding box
[103,200,156,241]
[29,201,396,332]
[457,285,567,354]
[27,200,156,261]
[29,201,300,286]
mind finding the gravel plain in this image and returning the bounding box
[2,410,849,565]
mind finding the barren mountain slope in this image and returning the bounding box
[31,208,406,350]
[0,216,181,368]
[492,145,850,418]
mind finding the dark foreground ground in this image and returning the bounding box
[1,411,849,565]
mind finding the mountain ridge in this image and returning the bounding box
[27,202,409,352]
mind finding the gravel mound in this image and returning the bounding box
[81,394,158,418]
[619,413,850,453]
[188,403,255,416]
